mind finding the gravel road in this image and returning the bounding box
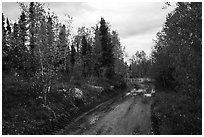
[56,88,153,135]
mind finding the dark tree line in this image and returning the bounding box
[150,2,202,101]
[149,3,202,134]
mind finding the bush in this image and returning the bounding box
[2,72,127,134]
[151,90,202,135]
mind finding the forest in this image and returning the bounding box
[2,2,129,134]
[2,2,202,135]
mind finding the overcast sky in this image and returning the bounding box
[2,2,176,60]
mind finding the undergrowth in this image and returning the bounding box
[151,90,202,135]
[2,73,126,135]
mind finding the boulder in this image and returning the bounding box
[74,88,83,99]
[86,84,104,93]
[143,93,151,97]
[110,86,114,90]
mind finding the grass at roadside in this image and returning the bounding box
[151,90,202,135]
[2,73,127,135]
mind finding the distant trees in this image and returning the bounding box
[129,51,150,78]
[70,26,93,77]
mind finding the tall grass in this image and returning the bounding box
[2,72,127,134]
[151,90,202,135]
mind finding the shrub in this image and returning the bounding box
[151,91,202,135]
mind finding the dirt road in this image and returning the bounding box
[56,90,153,135]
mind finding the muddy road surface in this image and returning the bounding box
[56,83,154,135]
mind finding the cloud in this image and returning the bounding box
[2,2,175,58]
[2,2,21,22]
[120,25,165,57]
[47,2,95,17]
[121,33,156,57]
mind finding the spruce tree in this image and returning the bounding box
[99,17,114,79]
[92,25,102,77]
[2,16,12,71]
[70,43,76,72]
[29,2,35,54]
[9,12,28,75]
[18,11,27,47]
[11,22,22,71]
[18,11,28,73]
[2,13,6,34]
[2,13,6,54]
[47,15,54,66]
[57,24,67,71]
[111,30,127,76]
[2,14,8,71]
[28,2,38,74]
[81,35,92,77]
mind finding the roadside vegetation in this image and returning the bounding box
[150,2,202,135]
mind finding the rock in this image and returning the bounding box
[136,89,145,93]
[151,89,155,94]
[87,84,104,93]
[143,93,151,97]
[126,92,131,96]
[74,88,83,99]
[130,88,137,93]
[110,86,114,90]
